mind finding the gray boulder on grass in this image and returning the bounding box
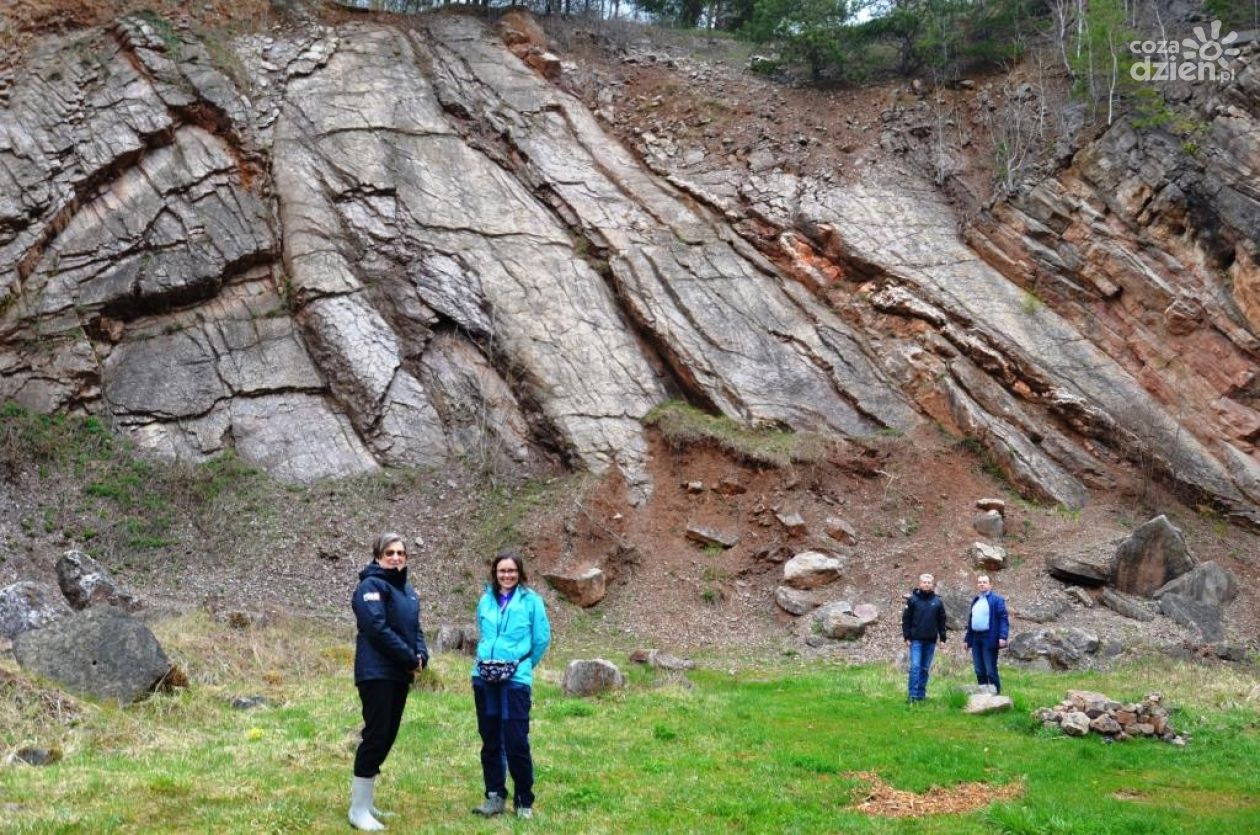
[432,624,478,654]
[562,658,625,697]
[964,693,1013,714]
[13,607,173,703]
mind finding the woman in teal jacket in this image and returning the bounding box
[470,551,551,820]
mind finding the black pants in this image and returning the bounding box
[354,680,410,778]
[473,681,534,808]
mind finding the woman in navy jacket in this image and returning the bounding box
[470,551,551,820]
[349,532,429,831]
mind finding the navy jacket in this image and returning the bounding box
[902,589,948,643]
[964,591,1010,649]
[352,562,429,684]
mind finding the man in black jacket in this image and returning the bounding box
[902,573,948,702]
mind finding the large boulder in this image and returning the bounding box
[774,585,824,616]
[561,659,625,697]
[1014,598,1068,624]
[935,584,974,631]
[972,510,1005,539]
[969,542,1007,570]
[55,550,141,612]
[432,624,478,655]
[1152,562,1237,608]
[1007,628,1099,669]
[814,601,876,640]
[543,567,606,607]
[1113,515,1196,597]
[783,551,844,589]
[1158,593,1224,642]
[0,582,71,640]
[13,607,173,703]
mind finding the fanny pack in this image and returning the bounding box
[477,659,523,684]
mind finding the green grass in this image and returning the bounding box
[2,615,1257,833]
[0,400,273,556]
[643,400,827,468]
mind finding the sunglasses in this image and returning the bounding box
[383,549,406,557]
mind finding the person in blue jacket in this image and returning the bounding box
[349,532,429,831]
[964,574,1010,694]
[471,551,551,820]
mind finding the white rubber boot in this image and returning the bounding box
[349,776,386,831]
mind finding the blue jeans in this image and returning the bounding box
[907,640,937,701]
[970,638,1001,694]
[473,681,534,808]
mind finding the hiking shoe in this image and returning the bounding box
[472,794,506,816]
[516,808,533,820]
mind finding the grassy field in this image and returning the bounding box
[2,613,1258,834]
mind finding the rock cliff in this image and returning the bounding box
[2,11,1257,522]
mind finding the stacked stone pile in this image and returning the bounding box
[1034,690,1187,745]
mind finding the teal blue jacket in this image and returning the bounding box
[471,585,551,687]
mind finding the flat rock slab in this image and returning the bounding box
[13,607,172,703]
[1046,548,1114,585]
[964,694,1013,714]
[1100,588,1156,622]
[685,525,739,549]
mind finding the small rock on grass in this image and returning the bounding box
[963,693,1012,714]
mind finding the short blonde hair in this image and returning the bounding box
[919,573,935,583]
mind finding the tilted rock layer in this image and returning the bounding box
[1,12,1258,522]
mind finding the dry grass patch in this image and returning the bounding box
[848,770,1024,818]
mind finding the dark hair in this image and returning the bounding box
[489,550,528,594]
[372,532,406,562]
